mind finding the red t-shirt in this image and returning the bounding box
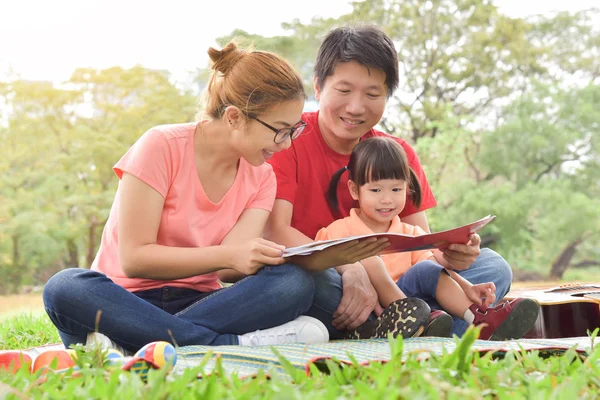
[268,111,437,240]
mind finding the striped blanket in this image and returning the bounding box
[174,336,593,378]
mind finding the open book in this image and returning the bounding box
[283,215,496,257]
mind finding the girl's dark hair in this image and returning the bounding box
[314,25,399,98]
[327,137,422,217]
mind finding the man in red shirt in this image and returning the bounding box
[266,26,513,339]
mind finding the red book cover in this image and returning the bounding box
[283,215,496,257]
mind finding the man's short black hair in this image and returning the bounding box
[314,25,399,97]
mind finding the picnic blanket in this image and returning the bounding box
[14,337,593,379]
[174,336,594,378]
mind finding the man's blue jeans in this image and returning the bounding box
[43,264,314,353]
[307,248,513,338]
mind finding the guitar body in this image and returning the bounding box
[505,283,600,339]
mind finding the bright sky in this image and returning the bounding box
[0,0,597,84]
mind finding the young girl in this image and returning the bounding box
[317,137,540,340]
[42,42,330,353]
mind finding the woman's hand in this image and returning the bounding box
[230,238,286,275]
[289,238,390,272]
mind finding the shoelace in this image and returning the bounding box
[478,300,510,314]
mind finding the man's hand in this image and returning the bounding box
[442,234,481,271]
[332,264,383,331]
[289,238,390,272]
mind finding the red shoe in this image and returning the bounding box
[471,298,540,340]
[422,310,453,337]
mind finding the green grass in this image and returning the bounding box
[1,314,599,399]
[0,313,60,350]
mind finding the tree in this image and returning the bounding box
[477,83,600,278]
[0,80,82,292]
[0,67,197,292]
[527,8,600,87]
[214,29,325,97]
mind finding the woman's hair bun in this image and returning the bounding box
[208,42,244,75]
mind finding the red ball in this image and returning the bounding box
[32,350,76,374]
[0,351,33,373]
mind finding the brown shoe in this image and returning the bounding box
[345,298,430,340]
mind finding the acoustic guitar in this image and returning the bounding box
[505,282,600,339]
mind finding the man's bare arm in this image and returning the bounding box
[263,199,314,247]
[401,211,430,233]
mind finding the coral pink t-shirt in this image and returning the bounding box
[315,209,433,281]
[91,123,277,292]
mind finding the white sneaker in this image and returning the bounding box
[238,316,329,346]
[86,332,129,355]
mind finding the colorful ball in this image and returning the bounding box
[123,341,177,380]
[105,349,125,366]
[134,341,177,370]
[65,349,78,361]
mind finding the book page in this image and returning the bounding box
[283,215,496,258]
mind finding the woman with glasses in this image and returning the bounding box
[42,42,334,353]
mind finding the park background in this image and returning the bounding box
[1,0,598,319]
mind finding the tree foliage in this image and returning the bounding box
[1,1,598,292]
[0,68,196,293]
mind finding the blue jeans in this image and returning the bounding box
[396,260,447,307]
[43,264,314,353]
[307,248,513,338]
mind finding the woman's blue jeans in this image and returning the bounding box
[43,264,315,353]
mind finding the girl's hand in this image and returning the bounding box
[465,282,497,307]
[230,238,286,275]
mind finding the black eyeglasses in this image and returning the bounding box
[252,117,307,144]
